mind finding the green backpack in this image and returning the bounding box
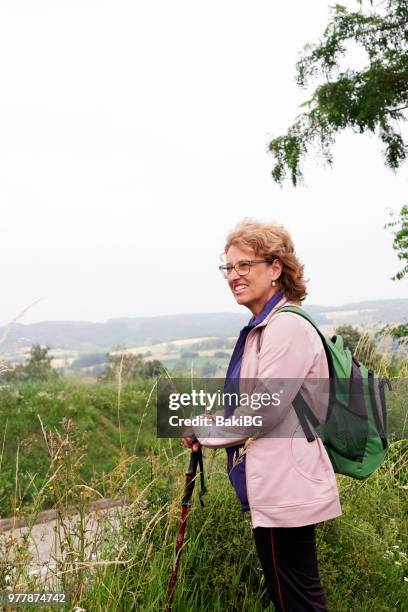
[277,306,390,479]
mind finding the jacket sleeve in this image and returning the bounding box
[185,410,248,449]
[195,313,318,447]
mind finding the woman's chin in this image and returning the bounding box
[234,294,250,307]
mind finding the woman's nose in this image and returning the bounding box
[229,267,241,282]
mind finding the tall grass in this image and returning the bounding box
[0,355,407,611]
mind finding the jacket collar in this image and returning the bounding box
[253,295,300,329]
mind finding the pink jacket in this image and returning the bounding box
[195,295,342,528]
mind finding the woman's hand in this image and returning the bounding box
[182,436,201,452]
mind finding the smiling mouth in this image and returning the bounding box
[233,283,248,295]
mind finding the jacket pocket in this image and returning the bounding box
[290,426,330,483]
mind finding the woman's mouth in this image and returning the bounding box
[233,283,248,295]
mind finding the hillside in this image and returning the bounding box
[0,299,407,354]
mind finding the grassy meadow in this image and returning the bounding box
[0,353,407,610]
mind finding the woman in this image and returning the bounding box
[183,218,341,611]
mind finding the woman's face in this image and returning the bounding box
[225,244,282,315]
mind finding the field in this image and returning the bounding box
[2,337,235,380]
[0,371,407,611]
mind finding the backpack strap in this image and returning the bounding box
[276,306,335,378]
[269,305,333,443]
[292,392,320,442]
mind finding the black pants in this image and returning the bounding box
[253,525,327,612]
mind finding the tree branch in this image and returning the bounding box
[386,105,408,113]
[375,18,408,32]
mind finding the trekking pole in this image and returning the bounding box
[165,445,206,612]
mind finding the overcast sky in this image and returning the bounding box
[1,0,407,326]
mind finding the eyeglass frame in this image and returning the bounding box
[218,256,277,279]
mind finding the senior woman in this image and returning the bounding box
[183,218,341,612]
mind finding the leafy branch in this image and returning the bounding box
[269,0,408,186]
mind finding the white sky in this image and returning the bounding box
[1,0,407,325]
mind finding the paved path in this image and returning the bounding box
[0,499,128,585]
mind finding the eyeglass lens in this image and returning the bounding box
[220,262,251,278]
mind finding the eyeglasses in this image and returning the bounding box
[218,259,274,279]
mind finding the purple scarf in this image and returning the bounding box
[224,291,283,512]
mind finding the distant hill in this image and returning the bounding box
[0,314,248,353]
[0,299,407,353]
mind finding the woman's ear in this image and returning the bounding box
[271,258,283,281]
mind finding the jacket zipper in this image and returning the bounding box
[239,298,291,514]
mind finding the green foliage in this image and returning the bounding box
[71,352,106,369]
[269,0,408,275]
[99,353,164,382]
[378,321,408,343]
[213,351,230,358]
[386,204,408,279]
[24,345,54,380]
[80,443,407,612]
[201,362,218,376]
[390,323,408,340]
[334,324,382,369]
[180,350,199,359]
[334,324,362,354]
[3,344,56,382]
[193,337,235,350]
[0,378,157,515]
[270,0,408,184]
[0,375,407,609]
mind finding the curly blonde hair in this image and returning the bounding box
[224,218,307,302]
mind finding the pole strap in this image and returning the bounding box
[197,451,207,507]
